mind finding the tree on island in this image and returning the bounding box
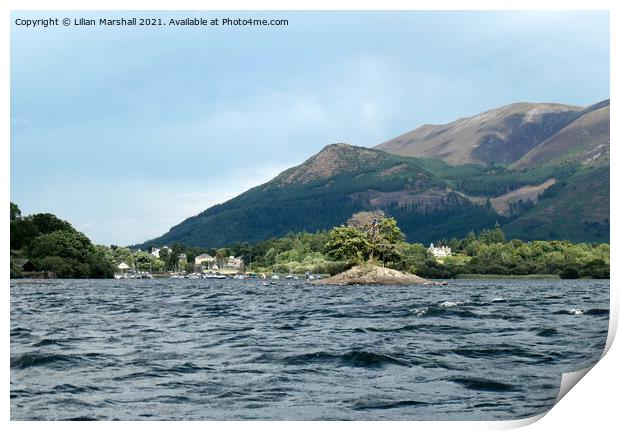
[325,211,406,267]
[324,226,371,263]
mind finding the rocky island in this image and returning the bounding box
[313,264,431,286]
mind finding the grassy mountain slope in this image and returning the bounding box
[375,102,583,165]
[376,100,608,168]
[510,100,610,169]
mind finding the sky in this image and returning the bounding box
[10,11,610,245]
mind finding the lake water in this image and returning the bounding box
[10,278,609,420]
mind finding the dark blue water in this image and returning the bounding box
[10,278,609,420]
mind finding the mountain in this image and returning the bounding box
[139,100,609,249]
[140,144,499,248]
[375,100,609,167]
[510,100,609,169]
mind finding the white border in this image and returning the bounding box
[2,1,617,430]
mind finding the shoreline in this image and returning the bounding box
[11,274,611,281]
[453,274,562,280]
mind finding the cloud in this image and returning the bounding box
[10,11,609,245]
[14,161,289,246]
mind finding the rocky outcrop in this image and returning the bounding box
[313,264,433,286]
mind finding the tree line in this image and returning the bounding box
[231,211,610,279]
[10,203,609,279]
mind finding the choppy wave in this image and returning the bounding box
[585,308,610,316]
[352,399,428,410]
[439,301,463,308]
[278,350,409,368]
[554,308,609,316]
[32,338,65,347]
[450,345,546,360]
[11,352,78,369]
[10,278,609,420]
[536,328,558,337]
[451,377,519,392]
[53,383,101,394]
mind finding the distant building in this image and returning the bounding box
[224,256,244,271]
[195,254,215,265]
[429,243,452,258]
[12,258,36,272]
[195,253,216,271]
[152,246,172,259]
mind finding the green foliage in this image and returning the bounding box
[254,218,610,279]
[10,261,23,278]
[113,247,135,267]
[34,256,89,278]
[11,211,76,250]
[10,202,21,221]
[391,242,433,274]
[478,222,505,245]
[324,212,407,266]
[10,203,115,278]
[426,231,610,279]
[134,251,159,272]
[377,217,406,243]
[29,213,74,235]
[158,247,170,261]
[325,226,371,263]
[144,206,609,280]
[29,230,92,261]
[10,218,39,250]
[238,231,331,273]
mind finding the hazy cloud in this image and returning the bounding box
[11,11,609,244]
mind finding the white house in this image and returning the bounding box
[224,256,244,271]
[151,246,172,259]
[194,253,215,266]
[429,243,452,258]
[195,253,216,271]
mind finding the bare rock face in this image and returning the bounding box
[313,264,430,286]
